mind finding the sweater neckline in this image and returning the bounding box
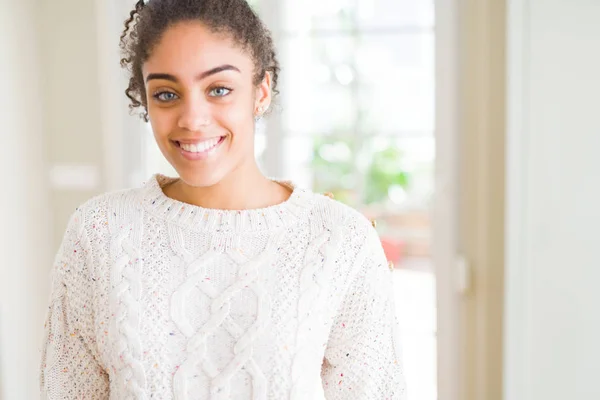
[140,174,315,233]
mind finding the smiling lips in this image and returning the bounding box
[173,136,226,160]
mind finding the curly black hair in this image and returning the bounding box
[119,0,280,121]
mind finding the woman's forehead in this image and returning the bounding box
[143,21,253,77]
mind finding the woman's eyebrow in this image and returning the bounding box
[145,64,241,83]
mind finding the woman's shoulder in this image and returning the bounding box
[67,180,149,233]
[305,191,388,278]
[307,191,380,242]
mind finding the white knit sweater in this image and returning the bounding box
[40,174,406,400]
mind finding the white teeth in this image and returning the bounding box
[197,142,209,152]
[180,137,221,153]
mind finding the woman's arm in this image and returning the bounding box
[40,209,109,399]
[321,225,407,399]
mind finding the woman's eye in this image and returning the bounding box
[153,91,178,102]
[209,87,232,97]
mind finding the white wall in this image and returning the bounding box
[38,0,108,249]
[0,0,133,397]
[0,0,52,398]
[505,1,600,399]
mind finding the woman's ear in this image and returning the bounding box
[254,71,272,116]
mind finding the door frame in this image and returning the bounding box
[435,1,507,399]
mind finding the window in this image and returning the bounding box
[271,1,437,398]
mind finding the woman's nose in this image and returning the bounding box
[177,96,211,131]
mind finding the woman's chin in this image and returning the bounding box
[174,168,227,189]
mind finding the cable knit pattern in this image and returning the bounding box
[108,198,147,400]
[40,174,406,399]
[290,227,343,400]
[168,226,277,399]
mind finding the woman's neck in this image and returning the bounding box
[163,164,292,211]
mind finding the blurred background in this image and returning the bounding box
[0,0,599,399]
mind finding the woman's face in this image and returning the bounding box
[142,21,270,187]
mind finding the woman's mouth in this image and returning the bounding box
[173,136,226,161]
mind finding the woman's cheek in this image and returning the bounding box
[221,95,252,124]
[150,108,176,137]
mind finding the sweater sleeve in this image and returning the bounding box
[40,209,110,400]
[321,226,407,399]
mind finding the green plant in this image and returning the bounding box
[311,136,410,206]
[365,145,410,204]
[310,135,356,204]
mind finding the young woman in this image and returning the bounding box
[39,0,406,398]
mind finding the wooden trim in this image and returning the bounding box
[458,0,506,399]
